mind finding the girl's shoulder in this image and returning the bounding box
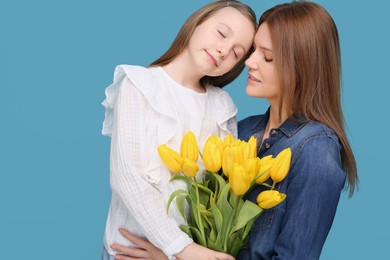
[205,85,237,115]
[113,64,155,86]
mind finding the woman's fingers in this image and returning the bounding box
[111,244,150,258]
[118,228,151,249]
[113,228,168,260]
[114,254,146,260]
[216,252,235,260]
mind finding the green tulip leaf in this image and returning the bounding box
[231,200,263,234]
[170,175,193,189]
[179,225,192,238]
[190,226,207,247]
[228,233,244,257]
[210,196,223,233]
[175,194,187,222]
[167,189,188,214]
[239,215,257,241]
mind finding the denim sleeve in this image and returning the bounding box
[273,136,346,259]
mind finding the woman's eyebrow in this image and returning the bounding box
[259,46,273,53]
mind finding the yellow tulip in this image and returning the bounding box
[270,148,292,183]
[243,157,261,182]
[255,155,274,184]
[222,134,234,150]
[222,144,244,177]
[247,136,258,159]
[203,136,223,173]
[241,141,250,161]
[257,190,286,209]
[180,131,199,163]
[255,170,270,184]
[230,163,251,196]
[182,158,199,178]
[157,144,183,174]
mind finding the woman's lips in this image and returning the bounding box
[248,74,261,83]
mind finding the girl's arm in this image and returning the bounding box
[109,76,192,258]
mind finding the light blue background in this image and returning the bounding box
[1,0,388,259]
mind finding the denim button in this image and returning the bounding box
[265,143,270,149]
[271,129,276,136]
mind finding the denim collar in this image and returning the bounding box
[251,107,307,138]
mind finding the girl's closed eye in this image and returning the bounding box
[217,30,226,38]
[233,49,238,59]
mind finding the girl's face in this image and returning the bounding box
[187,7,255,77]
[245,23,281,104]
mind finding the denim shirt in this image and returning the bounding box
[237,109,346,260]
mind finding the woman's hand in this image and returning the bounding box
[111,228,235,260]
[175,243,235,260]
[110,228,168,260]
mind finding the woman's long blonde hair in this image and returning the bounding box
[261,1,358,195]
[150,0,257,88]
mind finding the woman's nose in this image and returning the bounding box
[245,54,258,69]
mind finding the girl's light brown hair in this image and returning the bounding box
[150,0,256,88]
[260,1,358,195]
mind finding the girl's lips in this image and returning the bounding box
[205,50,218,67]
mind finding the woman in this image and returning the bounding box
[112,1,358,259]
[101,1,256,260]
[236,1,357,259]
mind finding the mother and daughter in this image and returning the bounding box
[101,1,358,259]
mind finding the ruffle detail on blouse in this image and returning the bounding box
[101,65,238,183]
[207,86,238,138]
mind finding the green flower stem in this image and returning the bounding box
[193,177,206,245]
[223,193,240,252]
[258,182,273,189]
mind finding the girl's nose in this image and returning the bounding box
[217,46,228,60]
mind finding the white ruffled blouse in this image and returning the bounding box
[102,65,237,258]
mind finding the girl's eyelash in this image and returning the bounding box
[233,50,238,59]
[264,57,273,62]
[218,30,226,38]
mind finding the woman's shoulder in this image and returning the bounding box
[298,121,340,144]
[238,114,266,129]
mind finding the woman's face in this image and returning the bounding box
[186,7,255,77]
[245,23,281,104]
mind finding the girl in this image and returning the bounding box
[101,1,256,260]
[113,1,358,259]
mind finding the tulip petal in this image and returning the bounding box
[157,144,183,174]
[270,148,292,183]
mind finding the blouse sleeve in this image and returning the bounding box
[106,74,192,258]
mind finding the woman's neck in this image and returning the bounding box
[261,105,288,144]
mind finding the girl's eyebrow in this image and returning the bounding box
[218,23,248,53]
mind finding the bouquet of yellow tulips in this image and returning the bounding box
[157,131,291,257]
